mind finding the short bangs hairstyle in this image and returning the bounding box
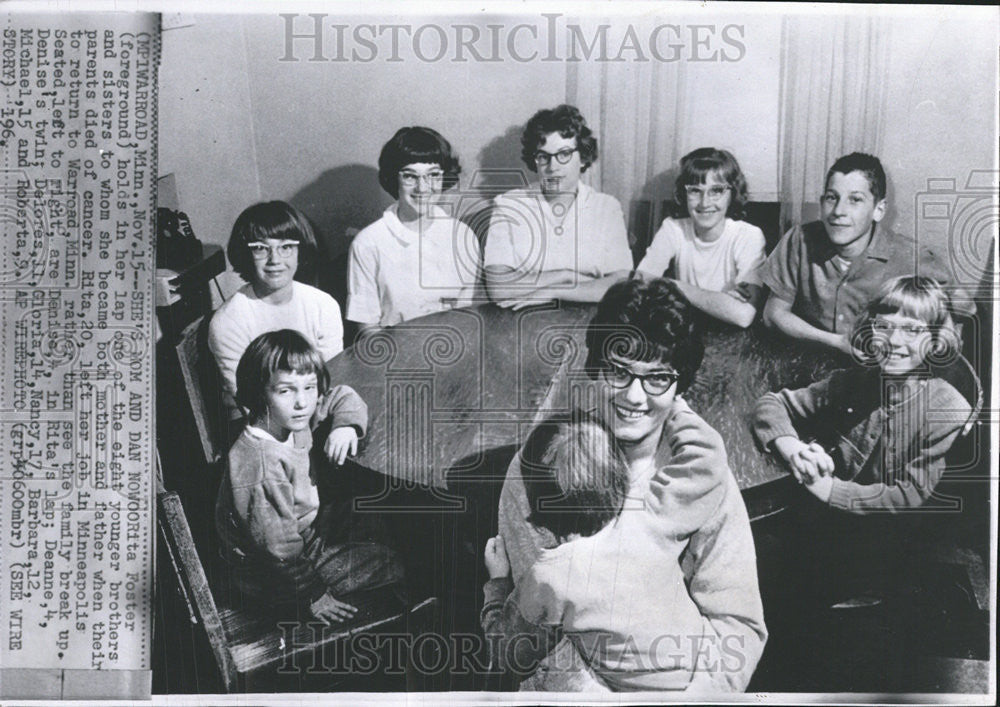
[520,104,598,174]
[584,278,703,394]
[235,329,330,418]
[673,147,749,220]
[521,413,629,540]
[825,152,887,202]
[377,126,461,199]
[850,275,960,366]
[226,201,318,284]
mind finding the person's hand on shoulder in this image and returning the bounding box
[484,534,511,579]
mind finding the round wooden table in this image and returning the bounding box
[326,301,842,521]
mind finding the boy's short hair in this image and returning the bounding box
[584,277,704,395]
[825,152,887,202]
[673,147,749,220]
[377,126,461,199]
[520,104,598,174]
[521,413,629,539]
[227,201,319,285]
[235,329,330,418]
[850,275,961,366]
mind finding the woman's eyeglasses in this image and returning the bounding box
[601,362,679,396]
[248,241,299,260]
[533,148,578,167]
[684,185,731,201]
[399,170,444,187]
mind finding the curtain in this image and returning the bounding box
[565,17,687,252]
[778,13,892,231]
[566,13,892,245]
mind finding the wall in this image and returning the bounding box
[158,15,261,295]
[880,14,998,299]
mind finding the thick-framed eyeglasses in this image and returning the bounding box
[533,148,578,167]
[248,241,299,260]
[872,318,929,340]
[601,362,680,396]
[684,184,731,201]
[399,170,444,187]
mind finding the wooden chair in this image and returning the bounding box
[157,490,438,692]
[174,316,230,465]
[901,353,989,613]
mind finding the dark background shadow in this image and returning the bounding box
[290,164,389,342]
[451,125,534,248]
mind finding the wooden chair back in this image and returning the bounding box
[174,316,228,465]
[157,490,438,692]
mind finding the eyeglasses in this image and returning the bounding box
[399,170,444,187]
[684,185,731,201]
[247,241,299,260]
[601,362,679,396]
[533,148,578,167]
[872,319,929,339]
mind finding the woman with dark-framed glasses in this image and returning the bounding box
[484,104,634,309]
[346,126,481,333]
[495,277,767,692]
[208,200,344,418]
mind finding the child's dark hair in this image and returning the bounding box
[521,413,629,540]
[826,152,887,202]
[227,201,319,285]
[850,275,960,366]
[585,277,704,395]
[520,104,598,174]
[377,126,461,199]
[673,147,749,220]
[235,329,330,418]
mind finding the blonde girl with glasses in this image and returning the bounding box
[752,275,981,609]
[753,275,980,513]
[636,148,767,328]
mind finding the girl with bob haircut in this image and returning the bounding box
[498,276,767,692]
[216,329,404,623]
[637,147,766,328]
[209,201,344,423]
[484,105,634,308]
[483,413,713,691]
[347,126,480,331]
[754,275,980,513]
[583,277,704,394]
[377,125,461,198]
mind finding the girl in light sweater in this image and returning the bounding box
[215,330,403,622]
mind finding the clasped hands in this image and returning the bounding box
[773,436,834,503]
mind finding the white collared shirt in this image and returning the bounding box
[346,204,482,327]
[483,183,633,284]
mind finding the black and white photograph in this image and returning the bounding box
[0,1,997,703]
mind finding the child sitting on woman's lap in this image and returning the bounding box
[482,414,708,691]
